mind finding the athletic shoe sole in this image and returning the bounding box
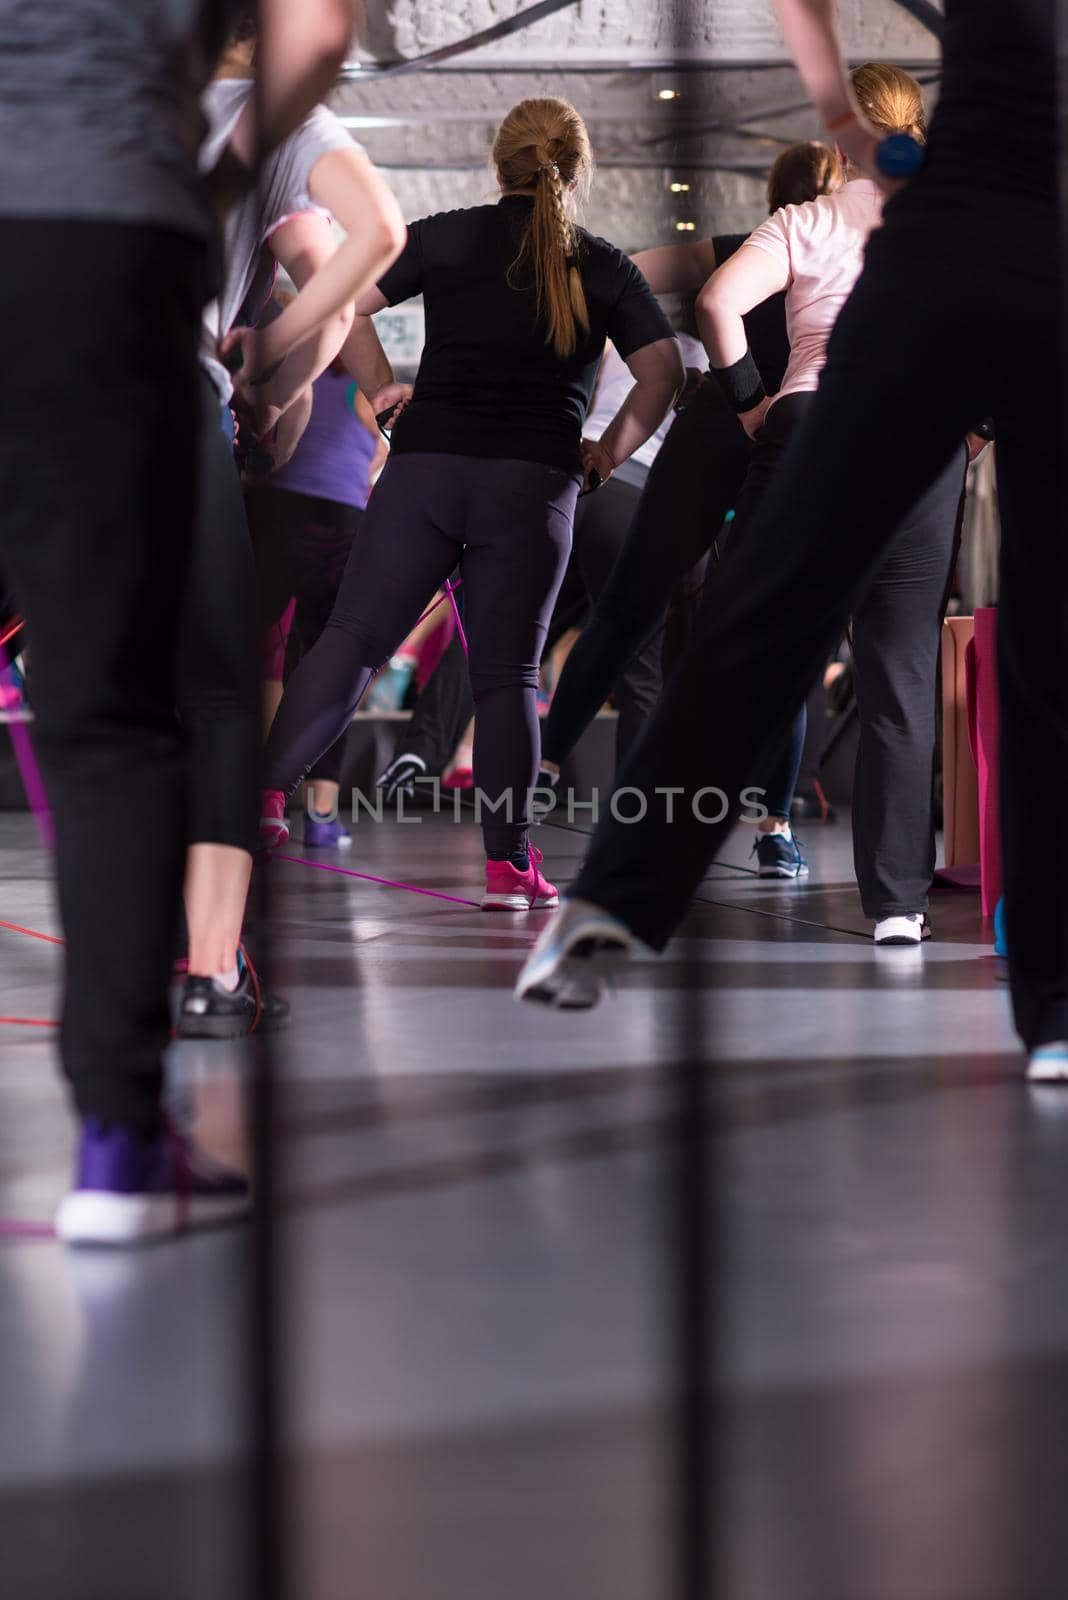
[1026,1062,1068,1083]
[55,1190,251,1246]
[177,1011,289,1040]
[757,865,809,879]
[1026,1045,1068,1083]
[874,917,931,946]
[517,936,628,1009]
[481,892,559,911]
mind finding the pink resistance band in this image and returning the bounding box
[0,1219,55,1239]
[404,579,468,656]
[273,853,480,908]
[443,578,468,657]
[0,634,54,850]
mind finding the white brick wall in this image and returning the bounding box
[345,0,942,253]
[361,0,942,65]
[374,164,772,256]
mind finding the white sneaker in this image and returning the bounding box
[873,913,929,946]
[514,896,633,1010]
[1026,1041,1068,1083]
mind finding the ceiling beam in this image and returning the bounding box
[890,0,944,37]
[341,58,941,78]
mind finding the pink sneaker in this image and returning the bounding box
[259,789,290,852]
[441,763,474,791]
[481,845,558,911]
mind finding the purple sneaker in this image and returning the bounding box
[55,1118,250,1246]
[303,813,352,849]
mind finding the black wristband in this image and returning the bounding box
[710,348,766,414]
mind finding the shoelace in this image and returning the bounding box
[752,832,803,854]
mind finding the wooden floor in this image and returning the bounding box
[3,804,1065,1600]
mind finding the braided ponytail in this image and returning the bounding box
[493,99,593,360]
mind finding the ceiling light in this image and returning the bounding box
[669,181,691,193]
[657,88,680,101]
[674,221,696,232]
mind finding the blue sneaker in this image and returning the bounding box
[752,831,809,879]
[304,814,352,849]
[55,1118,250,1245]
[365,657,415,711]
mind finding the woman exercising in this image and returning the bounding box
[261,96,683,911]
[519,0,1063,1081]
[538,141,843,800]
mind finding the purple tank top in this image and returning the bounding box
[271,368,378,509]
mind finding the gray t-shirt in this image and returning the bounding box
[0,0,239,235]
[199,79,358,398]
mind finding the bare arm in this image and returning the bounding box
[584,337,684,487]
[354,387,390,479]
[695,244,791,368]
[339,294,395,398]
[773,0,885,181]
[242,147,405,382]
[630,239,719,296]
[334,287,417,423]
[232,211,351,429]
[226,0,355,171]
[263,386,314,475]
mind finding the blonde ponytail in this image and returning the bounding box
[492,98,593,360]
[850,63,928,143]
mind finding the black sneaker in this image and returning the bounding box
[177,964,289,1040]
[752,832,809,879]
[376,753,426,806]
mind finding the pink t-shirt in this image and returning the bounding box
[744,178,885,405]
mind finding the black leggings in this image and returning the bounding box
[573,225,1064,1048]
[176,375,260,855]
[0,221,205,1136]
[245,482,362,786]
[722,395,813,818]
[264,452,578,856]
[391,473,663,777]
[542,378,752,767]
[564,475,664,764]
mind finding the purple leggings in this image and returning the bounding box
[263,452,578,855]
